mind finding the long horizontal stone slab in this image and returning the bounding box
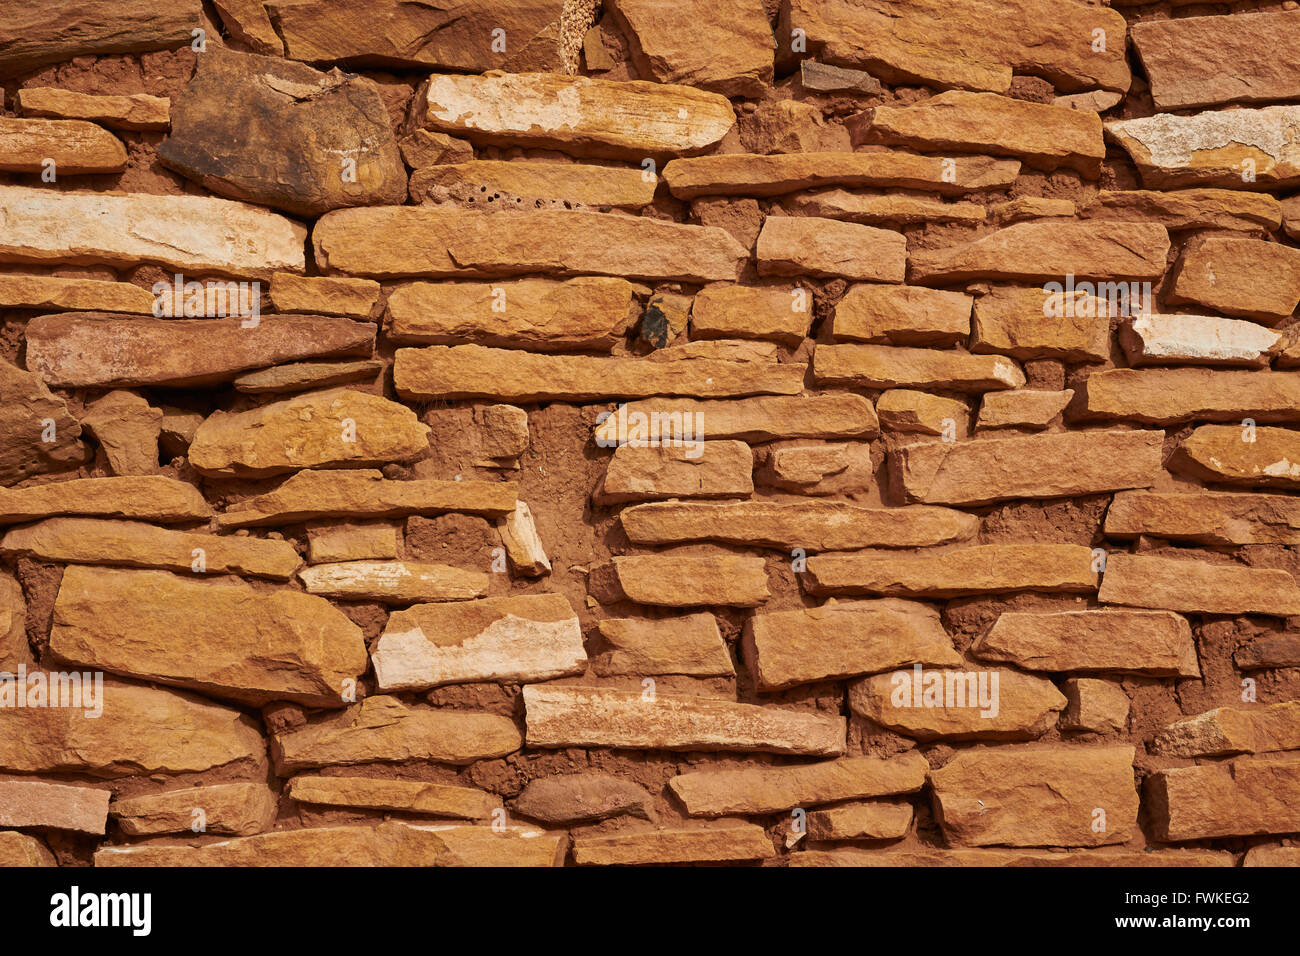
[1076,368,1300,424]
[0,0,200,75]
[803,544,1099,598]
[26,313,374,388]
[1,517,300,579]
[756,216,907,282]
[662,151,1020,198]
[1107,107,1300,190]
[1169,425,1300,489]
[1148,757,1300,841]
[573,825,773,865]
[373,593,585,691]
[523,685,846,757]
[791,848,1234,867]
[386,277,637,351]
[1079,188,1283,233]
[297,561,488,604]
[112,782,277,836]
[930,745,1138,847]
[1152,701,1300,759]
[0,117,126,174]
[1106,491,1300,546]
[974,609,1200,677]
[313,207,745,281]
[813,344,1024,392]
[50,567,367,707]
[747,599,962,691]
[1098,553,1300,617]
[95,821,564,867]
[410,161,656,208]
[286,776,500,819]
[1119,314,1281,367]
[1169,236,1300,324]
[0,779,110,833]
[909,221,1170,284]
[14,88,171,131]
[611,554,770,607]
[620,500,978,551]
[272,696,522,773]
[668,753,928,817]
[216,469,517,528]
[407,73,735,159]
[970,285,1110,362]
[0,273,154,313]
[0,678,264,776]
[593,614,733,678]
[598,441,754,504]
[0,476,212,525]
[888,429,1164,506]
[395,345,806,402]
[593,394,879,444]
[0,186,306,277]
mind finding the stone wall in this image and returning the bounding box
[0,0,1298,867]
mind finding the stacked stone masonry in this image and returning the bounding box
[0,0,1297,868]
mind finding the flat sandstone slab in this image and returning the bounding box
[593,394,878,444]
[1152,701,1300,759]
[0,117,126,174]
[1076,369,1300,424]
[15,87,170,130]
[0,779,110,833]
[611,554,770,607]
[974,609,1200,677]
[286,776,500,819]
[111,782,277,836]
[0,0,200,74]
[574,825,773,865]
[297,560,488,605]
[1098,554,1300,617]
[814,344,1024,393]
[1169,425,1300,489]
[1148,757,1300,841]
[0,476,212,525]
[1105,491,1300,546]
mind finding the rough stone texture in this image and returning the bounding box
[1076,369,1300,425]
[0,476,212,525]
[1152,701,1300,759]
[1061,679,1130,734]
[0,831,56,866]
[976,390,1072,430]
[0,0,200,74]
[833,285,971,347]
[112,782,278,836]
[1169,425,1300,489]
[1168,237,1300,324]
[297,560,488,604]
[805,802,913,841]
[286,776,499,820]
[410,161,656,209]
[598,441,754,503]
[593,394,877,443]
[0,779,110,833]
[1080,189,1282,233]
[593,614,733,677]
[1119,314,1280,367]
[15,88,169,131]
[1106,491,1300,546]
[974,610,1200,677]
[971,286,1110,362]
[691,285,812,346]
[0,358,84,485]
[1148,757,1300,841]
[0,273,153,313]
[814,344,1024,393]
[510,773,651,825]
[1098,554,1300,617]
[756,216,907,282]
[573,825,773,865]
[877,390,969,437]
[0,117,126,174]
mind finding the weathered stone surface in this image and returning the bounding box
[96,820,563,867]
[396,345,804,402]
[16,87,169,131]
[974,609,1199,677]
[1054,90,1125,113]
[269,273,379,319]
[620,500,977,551]
[189,389,428,478]
[848,667,1065,741]
[0,186,306,277]
[498,501,550,576]
[970,285,1110,362]
[0,779,109,833]
[1106,491,1300,546]
[1244,845,1300,866]
[1,517,300,579]
[315,207,744,282]
[814,344,1024,393]
[747,599,961,691]
[397,129,473,168]
[273,696,521,772]
[877,390,969,438]
[269,0,567,72]
[593,614,733,677]
[0,358,84,485]
[608,0,772,97]
[232,359,384,394]
[800,60,881,94]
[804,545,1099,598]
[1169,425,1300,489]
[594,394,878,444]
[50,566,367,706]
[931,745,1138,847]
[987,197,1076,222]
[0,116,128,174]
[1132,11,1300,111]
[833,285,971,347]
[662,151,1020,198]
[690,285,812,346]
[298,560,487,605]
[1148,757,1300,841]
[792,847,1233,867]
[1061,679,1130,734]
[523,685,845,756]
[158,47,406,216]
[977,390,1072,430]
[598,441,753,504]
[0,0,199,74]
[1098,554,1300,617]
[410,161,656,208]
[756,216,906,282]
[668,752,929,817]
[0,273,153,313]
[1107,107,1300,190]
[758,442,864,492]
[0,476,211,525]
[1079,189,1282,233]
[112,782,277,836]
[1237,635,1300,671]
[373,593,583,691]
[26,313,373,388]
[910,221,1169,284]
[785,0,1130,93]
[806,801,912,841]
[574,825,772,865]
[0,678,264,776]
[0,831,55,866]
[611,554,769,607]
[510,773,652,825]
[286,776,499,819]
[784,189,985,226]
[1119,314,1280,368]
[862,92,1104,175]
[1153,701,1300,759]
[0,572,28,671]
[80,390,160,475]
[1168,237,1300,324]
[889,429,1163,506]
[407,73,734,159]
[216,469,516,528]
[1076,369,1300,425]
[306,520,398,564]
